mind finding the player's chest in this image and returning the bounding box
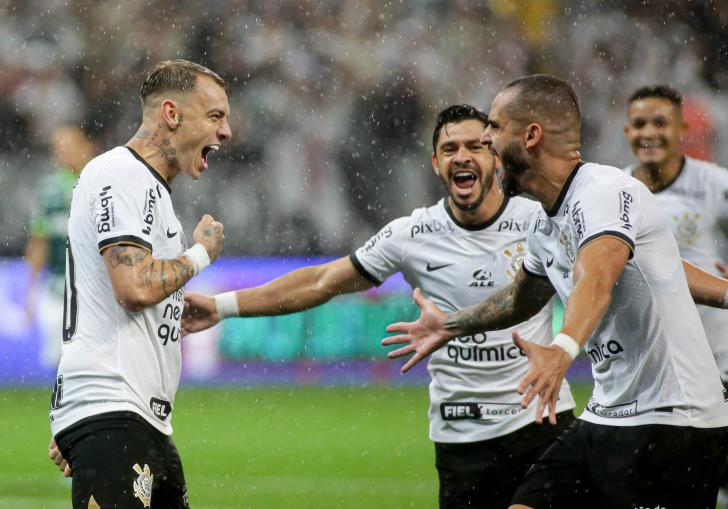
[654,190,713,247]
[405,232,528,294]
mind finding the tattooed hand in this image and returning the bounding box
[193,214,224,262]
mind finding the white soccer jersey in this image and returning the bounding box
[353,197,575,443]
[50,146,187,436]
[626,157,728,377]
[523,162,728,428]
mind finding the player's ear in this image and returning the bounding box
[431,152,441,177]
[524,123,542,149]
[623,123,630,139]
[161,100,181,130]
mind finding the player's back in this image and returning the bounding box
[51,147,186,437]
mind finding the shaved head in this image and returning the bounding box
[503,74,581,137]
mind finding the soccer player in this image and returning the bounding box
[49,59,230,509]
[181,104,576,509]
[25,125,95,368]
[624,84,728,381]
[383,75,728,508]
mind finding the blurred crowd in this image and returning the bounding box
[1,0,727,256]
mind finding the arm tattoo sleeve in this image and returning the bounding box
[444,266,555,336]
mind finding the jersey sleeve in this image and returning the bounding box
[571,178,640,257]
[350,217,408,285]
[90,167,153,254]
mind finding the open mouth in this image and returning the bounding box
[637,140,664,149]
[201,144,220,170]
[453,170,477,190]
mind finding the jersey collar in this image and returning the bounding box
[443,195,510,231]
[640,156,686,195]
[124,146,172,195]
[546,161,585,217]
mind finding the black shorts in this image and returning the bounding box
[512,419,728,509]
[435,411,575,509]
[55,411,190,509]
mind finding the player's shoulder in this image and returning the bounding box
[80,146,154,189]
[382,199,452,238]
[684,156,728,185]
[575,161,640,193]
[506,195,542,217]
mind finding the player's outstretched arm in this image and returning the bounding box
[684,259,728,308]
[104,215,224,313]
[517,236,629,424]
[181,256,374,333]
[383,266,555,373]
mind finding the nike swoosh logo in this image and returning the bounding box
[546,257,554,267]
[426,262,454,272]
[166,228,178,238]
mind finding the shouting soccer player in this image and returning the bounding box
[383,75,728,508]
[182,105,576,509]
[48,60,230,509]
[624,84,728,381]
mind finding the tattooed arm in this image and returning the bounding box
[103,245,195,313]
[382,266,555,372]
[103,214,224,313]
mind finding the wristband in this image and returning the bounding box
[214,291,240,319]
[182,243,210,276]
[551,332,580,359]
[723,288,728,309]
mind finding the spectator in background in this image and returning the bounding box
[624,84,728,382]
[25,125,95,368]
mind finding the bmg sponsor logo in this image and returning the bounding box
[97,186,114,233]
[619,190,634,231]
[141,187,157,235]
[410,220,454,238]
[363,226,392,252]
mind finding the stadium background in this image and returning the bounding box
[0,0,727,507]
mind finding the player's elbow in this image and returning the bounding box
[113,285,153,313]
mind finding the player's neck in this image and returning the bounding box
[530,156,581,212]
[634,156,684,192]
[126,125,179,185]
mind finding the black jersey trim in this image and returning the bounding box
[349,254,383,286]
[578,230,635,259]
[522,262,549,279]
[645,156,686,195]
[546,161,585,217]
[124,146,172,195]
[443,195,510,231]
[98,235,153,254]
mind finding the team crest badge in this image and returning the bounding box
[132,463,153,508]
[672,211,700,246]
[503,242,527,280]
